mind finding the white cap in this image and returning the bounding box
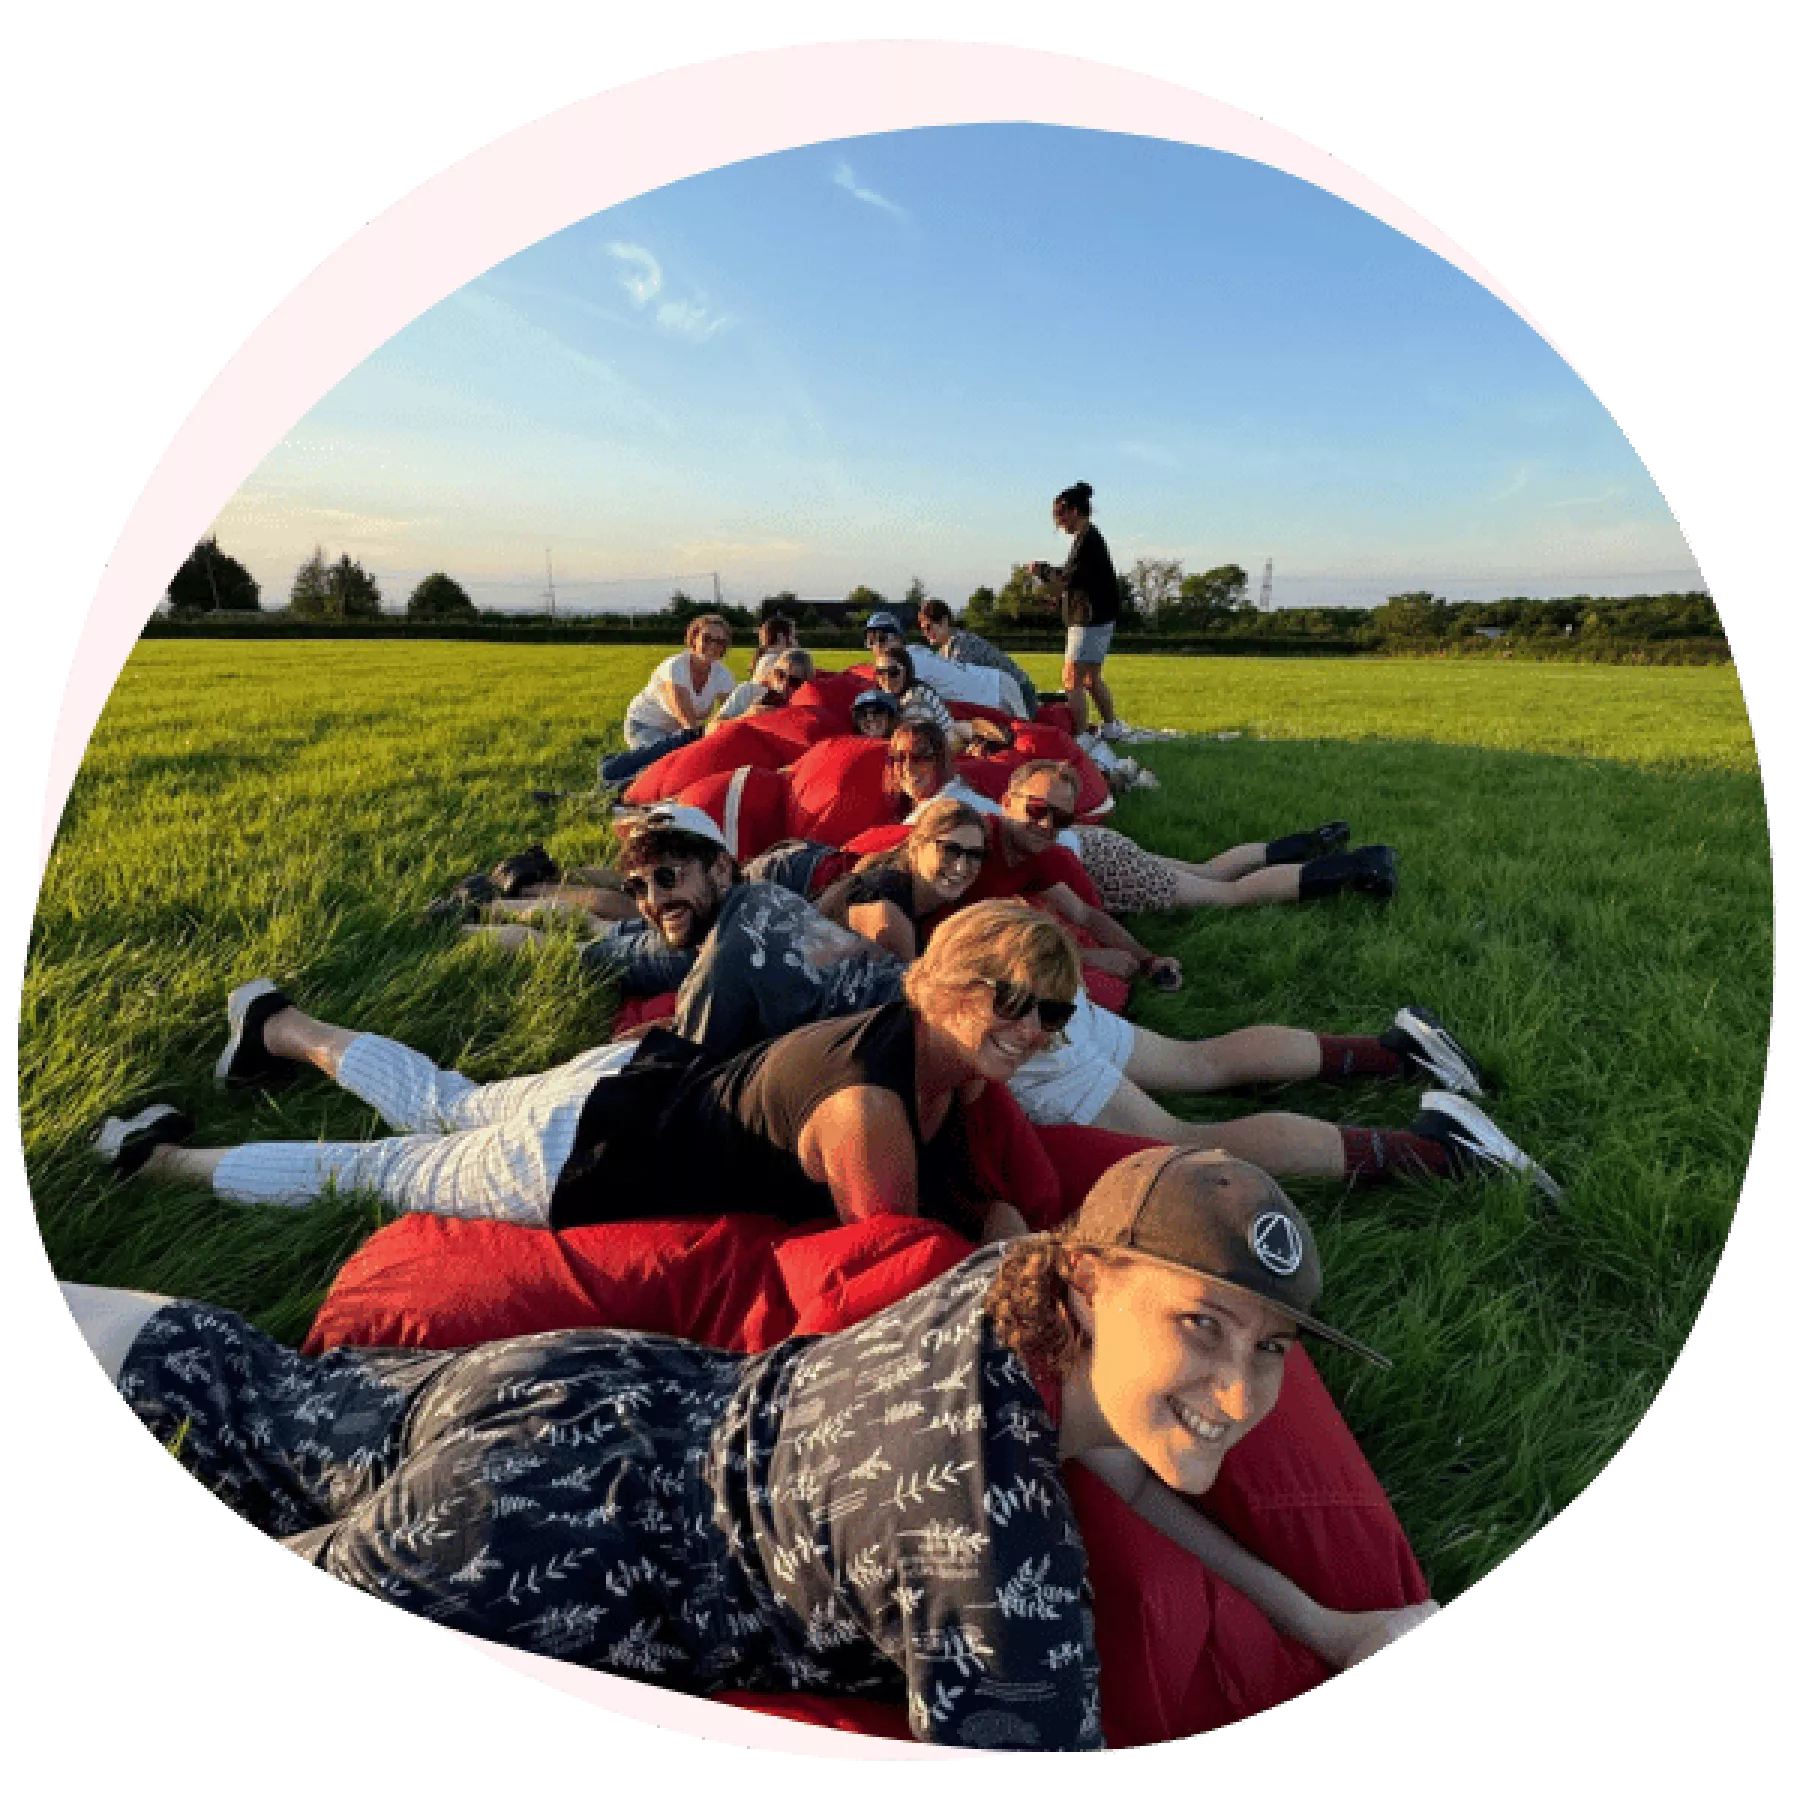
[621,802,731,855]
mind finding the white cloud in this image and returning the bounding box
[656,299,733,342]
[606,240,663,307]
[833,159,907,222]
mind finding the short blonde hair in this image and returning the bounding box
[904,900,1082,1016]
[685,613,733,652]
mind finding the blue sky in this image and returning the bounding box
[214,125,1703,613]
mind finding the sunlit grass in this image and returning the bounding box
[22,640,1769,1598]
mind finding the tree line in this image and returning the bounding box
[164,538,1722,654]
[167,540,477,620]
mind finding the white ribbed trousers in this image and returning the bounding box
[212,1034,638,1225]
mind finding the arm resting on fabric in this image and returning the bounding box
[846,899,918,963]
[1077,1448,1435,1669]
[801,1086,922,1222]
[1042,884,1161,971]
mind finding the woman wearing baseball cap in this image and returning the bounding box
[67,1139,1431,1750]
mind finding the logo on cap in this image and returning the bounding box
[1250,1210,1304,1277]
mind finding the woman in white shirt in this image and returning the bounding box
[622,614,737,750]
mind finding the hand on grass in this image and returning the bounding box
[1145,956,1183,992]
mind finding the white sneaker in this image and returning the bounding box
[1387,1006,1485,1097]
[1098,720,1126,742]
[93,1104,194,1180]
[1416,1092,1562,1203]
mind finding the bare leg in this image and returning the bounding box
[142,1144,232,1185]
[61,1281,175,1383]
[260,1004,360,1081]
[1168,863,1302,910]
[492,887,636,925]
[1173,842,1269,882]
[1087,666,1118,726]
[1090,1080,1347,1179]
[1062,659,1089,734]
[1123,1021,1323,1092]
[461,922,549,953]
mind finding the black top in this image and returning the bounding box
[550,1001,975,1232]
[815,864,918,926]
[1058,523,1121,627]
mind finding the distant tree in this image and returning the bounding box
[963,586,997,633]
[994,563,1052,626]
[901,575,933,619]
[290,547,380,618]
[761,589,799,614]
[169,536,260,612]
[407,572,475,620]
[844,584,888,615]
[290,546,332,617]
[328,554,382,618]
[1371,591,1450,641]
[1128,557,1184,623]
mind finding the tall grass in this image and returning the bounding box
[21,642,1769,1597]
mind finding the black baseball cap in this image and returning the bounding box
[1065,1146,1390,1368]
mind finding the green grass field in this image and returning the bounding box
[21,641,1769,1598]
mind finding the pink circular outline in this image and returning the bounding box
[40,39,1555,1757]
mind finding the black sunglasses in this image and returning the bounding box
[1021,796,1077,831]
[978,977,1077,1033]
[930,838,986,869]
[874,663,906,681]
[621,863,690,902]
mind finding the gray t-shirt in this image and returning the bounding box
[675,880,906,1056]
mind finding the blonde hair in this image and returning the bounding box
[903,899,1081,1016]
[685,613,733,652]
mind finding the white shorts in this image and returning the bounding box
[1005,992,1136,1125]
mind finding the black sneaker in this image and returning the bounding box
[93,1104,194,1181]
[214,979,297,1089]
[1383,1006,1485,1097]
[1351,845,1399,900]
[491,846,559,896]
[1409,1092,1562,1202]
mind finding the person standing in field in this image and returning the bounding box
[1030,480,1122,740]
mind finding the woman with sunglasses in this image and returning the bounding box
[814,797,990,961]
[90,902,1096,1244]
[67,1131,1433,1751]
[620,614,738,752]
[868,646,971,750]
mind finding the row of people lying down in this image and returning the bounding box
[492,725,1398,942]
[97,852,1558,1234]
[79,919,1436,1749]
[601,607,1039,789]
[433,790,1533,1182]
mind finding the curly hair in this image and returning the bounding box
[985,1230,1127,1378]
